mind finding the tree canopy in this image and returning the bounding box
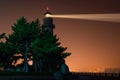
[0,17,71,72]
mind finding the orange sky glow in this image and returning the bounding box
[0,0,120,72]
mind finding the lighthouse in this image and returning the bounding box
[42,7,55,34]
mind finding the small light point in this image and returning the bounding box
[46,6,49,11]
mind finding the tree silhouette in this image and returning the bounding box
[0,17,71,73]
[0,33,16,70]
[31,31,71,72]
[8,17,41,72]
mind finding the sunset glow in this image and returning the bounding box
[0,0,120,72]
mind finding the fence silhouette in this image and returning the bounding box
[71,72,120,80]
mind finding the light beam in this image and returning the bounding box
[46,13,120,23]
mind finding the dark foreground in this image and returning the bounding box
[0,72,120,80]
[72,72,120,80]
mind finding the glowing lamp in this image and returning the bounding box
[45,13,52,17]
[44,11,52,18]
[44,6,52,18]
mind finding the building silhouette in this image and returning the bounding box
[42,8,55,34]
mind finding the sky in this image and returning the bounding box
[0,0,120,72]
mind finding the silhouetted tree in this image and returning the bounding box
[0,33,5,39]
[31,31,71,72]
[8,17,41,72]
[0,33,17,70]
[31,38,43,72]
[0,17,71,73]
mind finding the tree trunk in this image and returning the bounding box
[48,63,52,72]
[33,59,37,72]
[23,40,29,72]
[38,59,42,72]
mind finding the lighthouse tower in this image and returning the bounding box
[42,7,55,34]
